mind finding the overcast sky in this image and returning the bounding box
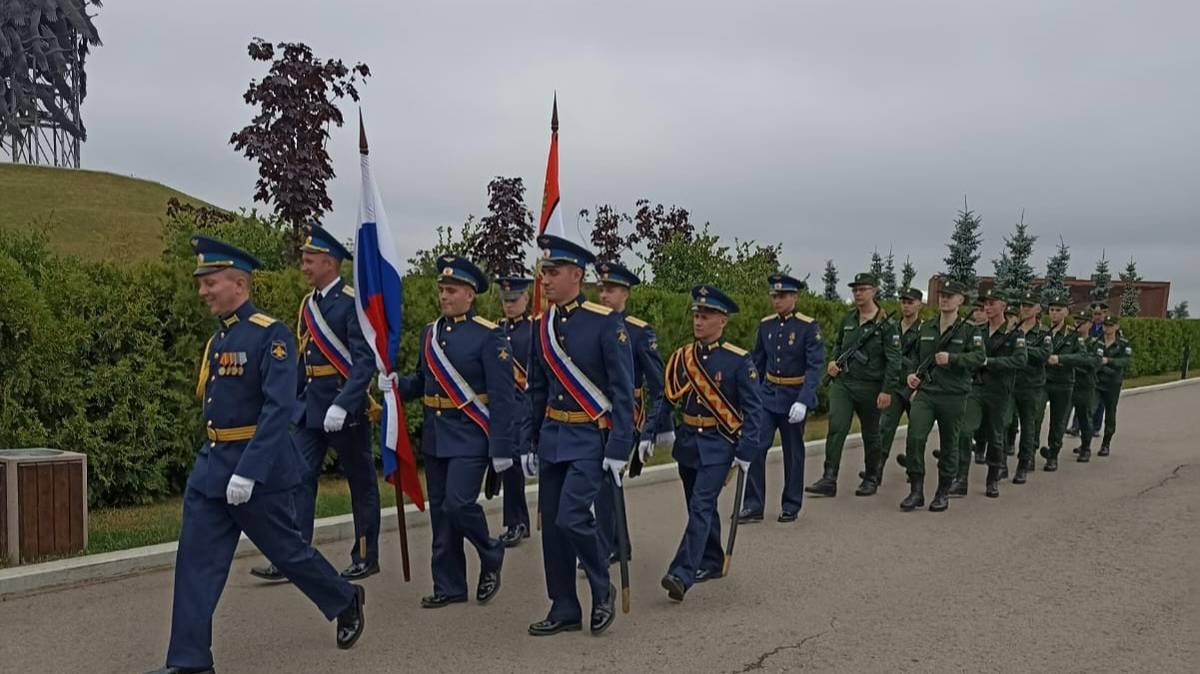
[81,0,1198,307]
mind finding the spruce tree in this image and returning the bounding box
[1042,235,1070,306]
[900,256,917,290]
[881,248,898,300]
[822,259,840,302]
[869,249,884,282]
[993,212,1037,298]
[943,196,983,290]
[1119,257,1142,317]
[1090,250,1112,305]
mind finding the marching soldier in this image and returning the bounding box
[807,272,901,497]
[973,289,1027,497]
[661,285,763,599]
[1001,302,1022,463]
[251,224,381,583]
[896,279,982,511]
[1095,315,1133,456]
[1071,311,1103,461]
[526,235,634,637]
[149,237,364,674]
[593,261,666,560]
[1039,295,1087,471]
[872,286,924,491]
[1068,301,1109,436]
[951,294,989,495]
[395,256,516,609]
[742,273,824,521]
[496,277,535,547]
[1010,290,1049,484]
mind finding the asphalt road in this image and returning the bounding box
[2,383,1197,673]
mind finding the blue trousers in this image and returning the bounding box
[166,486,354,669]
[294,423,380,564]
[744,411,806,515]
[668,462,727,589]
[424,455,504,598]
[501,463,530,530]
[538,458,610,623]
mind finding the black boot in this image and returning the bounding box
[1044,456,1058,472]
[1077,447,1091,462]
[929,477,950,512]
[805,467,838,497]
[973,445,986,465]
[998,458,1009,481]
[948,475,968,497]
[899,477,924,511]
[1098,444,1111,457]
[1013,460,1029,484]
[985,466,1000,498]
[855,469,879,496]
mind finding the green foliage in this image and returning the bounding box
[1090,251,1112,303]
[822,259,839,302]
[649,225,786,296]
[900,256,917,290]
[869,249,884,284]
[406,218,481,276]
[1169,301,1189,320]
[162,206,293,271]
[993,215,1037,298]
[880,249,897,300]
[1042,235,1070,306]
[1117,318,1200,378]
[1119,257,1141,317]
[943,197,983,290]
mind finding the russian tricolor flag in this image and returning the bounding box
[352,112,425,512]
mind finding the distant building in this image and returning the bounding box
[926,276,1171,318]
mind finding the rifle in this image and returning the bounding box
[898,316,966,403]
[821,312,888,386]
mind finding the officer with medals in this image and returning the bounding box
[1095,315,1133,456]
[593,260,666,562]
[807,272,901,497]
[393,256,515,609]
[495,277,535,547]
[872,286,924,491]
[250,224,381,583]
[148,237,364,674]
[1039,295,1087,471]
[526,235,634,637]
[1009,290,1050,484]
[741,273,823,523]
[661,285,763,600]
[895,279,982,511]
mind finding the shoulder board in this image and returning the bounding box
[582,301,613,315]
[624,315,649,328]
[472,316,498,330]
[761,314,776,323]
[248,313,277,327]
[722,342,749,356]
[341,285,355,298]
[793,312,814,323]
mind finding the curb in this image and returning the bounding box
[3,376,1196,599]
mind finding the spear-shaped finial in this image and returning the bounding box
[359,108,369,156]
[551,92,559,133]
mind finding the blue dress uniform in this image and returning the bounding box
[290,225,380,575]
[593,261,666,562]
[527,236,634,634]
[496,277,534,542]
[164,237,358,671]
[743,274,824,520]
[662,286,763,596]
[396,257,516,605]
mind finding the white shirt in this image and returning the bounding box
[318,276,342,299]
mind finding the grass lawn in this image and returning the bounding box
[0,164,213,262]
[5,370,1193,568]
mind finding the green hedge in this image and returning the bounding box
[2,226,1195,506]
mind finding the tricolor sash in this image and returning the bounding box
[300,292,353,378]
[424,320,490,434]
[679,343,743,442]
[538,305,612,421]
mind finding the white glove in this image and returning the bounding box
[323,404,348,433]
[377,372,397,392]
[492,457,514,473]
[226,474,255,506]
[733,458,751,473]
[788,402,808,424]
[603,458,627,487]
[521,453,538,479]
[654,431,676,450]
[637,439,654,463]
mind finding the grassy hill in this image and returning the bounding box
[0,164,217,262]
